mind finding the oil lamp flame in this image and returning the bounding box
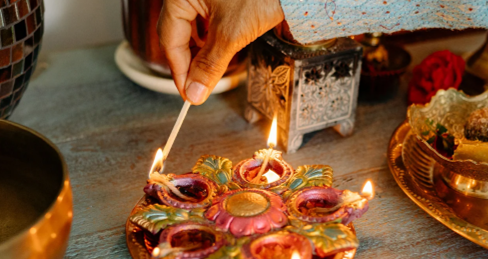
[267,115,278,148]
[361,180,374,200]
[152,247,160,257]
[263,169,280,183]
[149,149,164,178]
[291,251,301,259]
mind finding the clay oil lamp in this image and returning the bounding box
[205,188,288,237]
[127,106,372,259]
[145,149,218,209]
[241,231,312,259]
[233,117,293,191]
[151,222,228,259]
[287,181,373,225]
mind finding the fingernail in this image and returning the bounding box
[186,82,208,104]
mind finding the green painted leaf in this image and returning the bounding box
[217,171,229,184]
[206,237,249,259]
[192,155,233,186]
[129,204,204,235]
[288,223,358,256]
[287,165,333,191]
[289,178,304,190]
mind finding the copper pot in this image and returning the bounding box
[121,0,247,76]
[0,120,73,259]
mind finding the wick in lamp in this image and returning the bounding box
[252,115,279,184]
[146,100,197,202]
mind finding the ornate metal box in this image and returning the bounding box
[246,31,362,153]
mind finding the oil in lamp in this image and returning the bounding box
[245,23,362,153]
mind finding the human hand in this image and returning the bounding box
[158,0,284,105]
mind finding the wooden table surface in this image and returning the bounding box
[10,32,488,258]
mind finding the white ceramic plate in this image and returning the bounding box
[114,41,247,95]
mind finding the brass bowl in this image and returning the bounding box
[407,89,488,199]
[407,89,488,176]
[0,120,73,259]
[388,121,488,247]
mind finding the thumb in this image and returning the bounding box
[184,39,237,105]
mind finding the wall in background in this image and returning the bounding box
[42,0,124,52]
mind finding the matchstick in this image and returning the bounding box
[160,100,191,173]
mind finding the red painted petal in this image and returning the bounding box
[230,217,254,237]
[269,193,284,207]
[215,212,234,230]
[252,214,272,234]
[267,207,288,228]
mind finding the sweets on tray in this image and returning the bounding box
[453,107,488,163]
[421,108,488,164]
[465,107,488,142]
[408,89,488,165]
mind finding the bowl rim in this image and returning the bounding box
[0,120,70,248]
[406,89,488,168]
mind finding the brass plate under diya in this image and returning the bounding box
[126,195,357,259]
[126,151,369,259]
[388,121,488,248]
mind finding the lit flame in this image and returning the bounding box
[149,149,164,178]
[291,251,301,259]
[267,115,278,148]
[152,247,160,257]
[361,180,374,200]
[263,169,280,183]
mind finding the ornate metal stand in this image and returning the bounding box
[246,31,362,153]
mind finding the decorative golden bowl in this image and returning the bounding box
[0,120,73,259]
[407,89,488,198]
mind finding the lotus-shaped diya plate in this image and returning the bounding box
[126,152,369,259]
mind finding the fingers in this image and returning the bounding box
[157,0,198,99]
[184,35,238,105]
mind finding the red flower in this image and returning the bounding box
[408,50,465,105]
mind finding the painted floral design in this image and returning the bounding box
[129,153,369,259]
[205,189,288,237]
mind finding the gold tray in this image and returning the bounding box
[388,121,488,248]
[126,195,357,259]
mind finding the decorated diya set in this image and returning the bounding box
[126,117,373,259]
